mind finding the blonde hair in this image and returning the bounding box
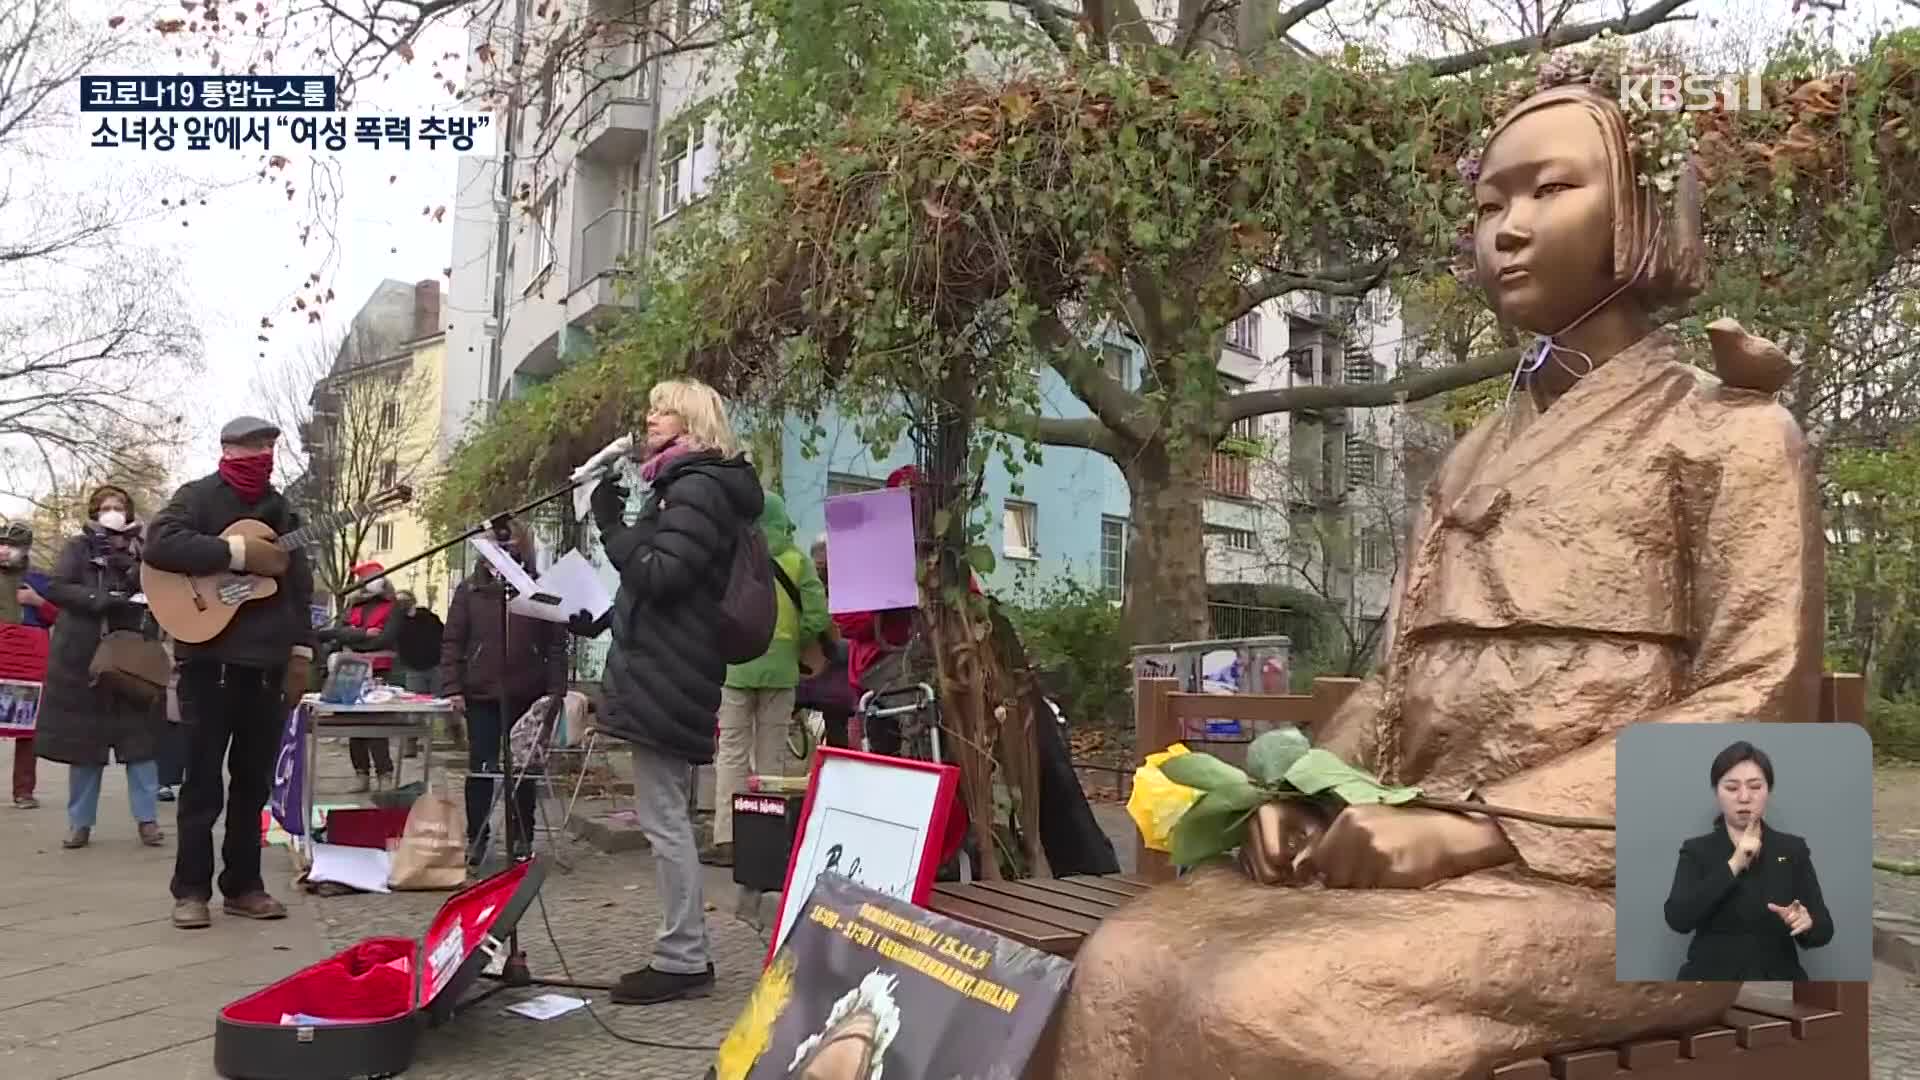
[649,378,738,456]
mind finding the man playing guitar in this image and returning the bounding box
[143,417,318,930]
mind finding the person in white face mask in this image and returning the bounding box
[33,486,169,849]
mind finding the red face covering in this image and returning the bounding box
[219,451,275,502]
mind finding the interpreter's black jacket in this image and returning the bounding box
[1663,819,1834,981]
[598,450,763,765]
[143,474,318,670]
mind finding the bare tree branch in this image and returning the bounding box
[1232,258,1394,322]
[1219,346,1517,427]
[1420,0,1697,76]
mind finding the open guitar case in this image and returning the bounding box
[213,859,547,1080]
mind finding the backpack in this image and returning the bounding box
[396,608,444,671]
[715,528,777,664]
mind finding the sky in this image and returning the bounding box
[27,0,1919,511]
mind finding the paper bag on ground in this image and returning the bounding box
[387,787,468,891]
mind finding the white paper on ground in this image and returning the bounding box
[308,842,393,894]
[505,993,590,1021]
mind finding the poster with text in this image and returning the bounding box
[717,874,1073,1080]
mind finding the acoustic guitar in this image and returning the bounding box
[143,486,412,643]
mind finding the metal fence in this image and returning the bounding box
[1206,602,1293,639]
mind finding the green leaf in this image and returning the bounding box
[1159,752,1250,792]
[1282,748,1423,805]
[1168,783,1264,867]
[1245,727,1310,785]
[965,544,996,575]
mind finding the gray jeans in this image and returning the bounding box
[629,742,711,974]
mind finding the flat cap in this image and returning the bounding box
[220,416,281,444]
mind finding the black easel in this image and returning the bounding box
[346,478,613,998]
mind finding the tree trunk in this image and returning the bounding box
[1123,441,1214,645]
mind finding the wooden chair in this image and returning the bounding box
[932,671,1872,1080]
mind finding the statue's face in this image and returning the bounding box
[1472,103,1618,335]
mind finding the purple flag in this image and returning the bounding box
[270,703,307,836]
[825,487,919,614]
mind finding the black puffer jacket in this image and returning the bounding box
[598,451,763,764]
[35,530,166,767]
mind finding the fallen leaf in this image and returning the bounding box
[324,288,334,301]
[389,175,397,183]
[107,15,126,27]
[154,17,185,32]
[397,42,414,62]
[430,205,446,222]
[259,316,273,328]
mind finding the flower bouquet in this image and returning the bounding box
[1128,728,1611,868]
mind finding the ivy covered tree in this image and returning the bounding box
[431,5,1918,651]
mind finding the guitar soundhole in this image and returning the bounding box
[217,577,255,606]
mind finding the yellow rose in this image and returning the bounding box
[1127,743,1203,853]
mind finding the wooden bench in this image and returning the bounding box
[938,671,1872,1080]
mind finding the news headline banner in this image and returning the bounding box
[80,76,492,154]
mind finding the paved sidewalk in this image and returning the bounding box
[0,757,330,1080]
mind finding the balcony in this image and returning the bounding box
[576,71,653,163]
[1209,452,1251,499]
[566,207,645,326]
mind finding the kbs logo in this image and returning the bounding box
[1619,71,1765,112]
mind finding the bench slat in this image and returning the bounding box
[1544,1047,1620,1079]
[1617,1037,1678,1069]
[1678,1027,1737,1059]
[1489,1061,1551,1080]
[931,885,1105,938]
[1032,877,1143,904]
[974,879,1126,918]
[1730,991,1843,1042]
[1721,1007,1792,1050]
[922,892,1082,956]
[1069,873,1152,893]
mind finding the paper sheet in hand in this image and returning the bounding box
[507,550,612,624]
[308,842,392,894]
[469,536,541,596]
[825,486,919,614]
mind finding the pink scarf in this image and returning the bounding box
[639,439,697,483]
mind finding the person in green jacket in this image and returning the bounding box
[702,491,828,867]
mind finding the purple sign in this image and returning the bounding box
[270,703,307,836]
[824,487,919,615]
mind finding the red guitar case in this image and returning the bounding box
[213,859,548,1079]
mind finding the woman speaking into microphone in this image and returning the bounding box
[1661,740,1835,980]
[574,378,764,1007]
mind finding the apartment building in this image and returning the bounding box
[299,279,462,615]
[440,3,1425,645]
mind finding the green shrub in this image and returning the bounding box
[1866,697,1920,762]
[1008,578,1132,729]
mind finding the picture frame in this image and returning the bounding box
[766,746,962,966]
[0,677,43,738]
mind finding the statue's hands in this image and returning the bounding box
[1295,804,1517,890]
[1237,801,1331,886]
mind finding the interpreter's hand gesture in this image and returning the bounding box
[1729,818,1763,874]
[1767,900,1814,937]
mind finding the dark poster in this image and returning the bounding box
[715,874,1073,1080]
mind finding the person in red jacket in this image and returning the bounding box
[319,562,402,791]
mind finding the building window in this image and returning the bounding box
[1099,516,1127,601]
[1360,528,1391,572]
[827,472,883,497]
[378,400,399,429]
[1287,510,1316,563]
[1226,312,1260,354]
[659,131,688,218]
[379,459,398,487]
[373,522,394,552]
[1207,525,1258,552]
[689,122,714,200]
[677,0,723,35]
[1003,500,1037,560]
[1101,343,1132,388]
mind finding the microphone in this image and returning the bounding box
[570,434,634,485]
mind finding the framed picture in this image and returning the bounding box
[766,747,961,965]
[0,677,43,738]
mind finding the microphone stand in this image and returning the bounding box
[341,474,618,1002]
